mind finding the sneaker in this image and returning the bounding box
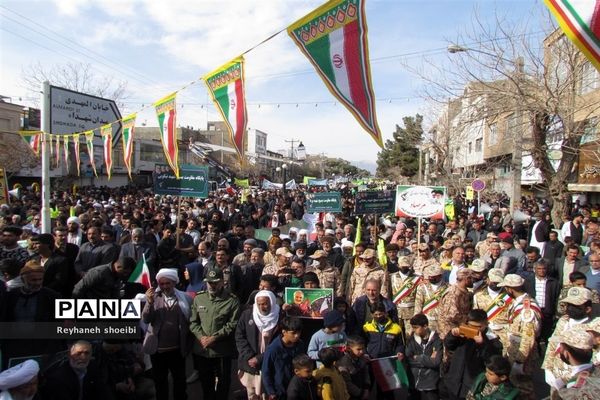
[186,370,200,383]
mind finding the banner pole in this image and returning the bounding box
[176,195,182,248]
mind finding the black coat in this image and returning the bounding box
[287,375,319,400]
[443,331,503,398]
[40,252,72,297]
[524,275,561,316]
[40,359,110,400]
[235,308,280,374]
[405,331,443,392]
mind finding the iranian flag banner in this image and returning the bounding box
[73,134,81,176]
[122,113,136,179]
[204,56,248,162]
[128,255,151,289]
[288,0,382,147]
[545,0,600,70]
[371,357,409,392]
[101,124,113,179]
[21,132,41,156]
[154,93,179,178]
[63,135,70,173]
[85,130,97,177]
[55,135,61,166]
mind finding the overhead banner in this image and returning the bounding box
[395,185,446,219]
[261,179,298,190]
[303,176,317,185]
[155,93,179,178]
[204,56,248,163]
[354,190,396,214]
[308,178,329,186]
[306,191,342,213]
[153,164,209,198]
[287,0,383,147]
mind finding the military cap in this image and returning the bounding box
[497,273,524,288]
[204,267,224,283]
[359,249,376,259]
[469,259,486,273]
[424,264,443,278]
[560,287,592,306]
[398,256,411,267]
[558,328,594,351]
[487,268,505,283]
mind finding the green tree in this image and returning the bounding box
[376,114,423,180]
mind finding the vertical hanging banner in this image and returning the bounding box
[55,135,61,167]
[48,134,54,159]
[63,135,70,173]
[73,134,81,176]
[154,93,179,178]
[101,124,113,179]
[288,0,382,147]
[122,114,136,179]
[20,131,41,156]
[544,0,600,70]
[85,130,97,177]
[204,56,248,163]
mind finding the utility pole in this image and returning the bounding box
[285,138,299,181]
[319,152,327,178]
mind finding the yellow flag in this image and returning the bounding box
[353,217,362,256]
[466,187,474,201]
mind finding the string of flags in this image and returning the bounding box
[17,0,381,179]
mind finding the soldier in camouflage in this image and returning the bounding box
[348,249,389,304]
[307,250,342,297]
[412,243,438,276]
[390,256,422,335]
[413,264,448,333]
[554,329,600,400]
[437,268,473,340]
[472,268,510,351]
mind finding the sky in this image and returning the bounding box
[0,0,548,171]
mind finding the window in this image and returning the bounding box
[579,61,600,95]
[475,138,482,152]
[489,123,498,145]
[139,143,164,162]
[581,117,598,145]
[468,142,472,154]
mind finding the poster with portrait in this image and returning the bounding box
[284,288,334,319]
[395,185,446,219]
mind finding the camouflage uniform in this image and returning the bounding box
[436,284,472,340]
[504,293,541,400]
[348,262,389,304]
[556,285,600,318]
[556,367,600,400]
[414,280,448,333]
[473,287,511,351]
[390,271,422,335]
[412,257,438,276]
[308,263,343,298]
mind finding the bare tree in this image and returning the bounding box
[408,9,600,226]
[21,62,128,105]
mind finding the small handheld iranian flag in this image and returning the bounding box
[204,56,248,163]
[154,93,179,178]
[85,130,97,177]
[129,254,151,289]
[73,134,81,176]
[101,124,113,179]
[371,357,409,392]
[544,0,600,70]
[288,0,382,147]
[21,132,41,156]
[122,114,136,179]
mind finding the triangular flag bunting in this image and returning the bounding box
[128,254,151,289]
[73,134,81,176]
[544,0,600,71]
[101,124,113,179]
[85,130,97,177]
[154,93,179,178]
[122,113,136,179]
[287,0,383,147]
[55,135,61,166]
[204,56,248,163]
[21,132,41,156]
[63,135,70,173]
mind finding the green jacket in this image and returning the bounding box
[467,372,519,400]
[190,289,240,358]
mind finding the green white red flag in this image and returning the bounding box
[544,0,600,70]
[21,132,41,156]
[128,254,151,289]
[154,93,179,178]
[55,135,61,166]
[204,56,248,163]
[63,135,70,173]
[122,114,136,179]
[85,130,97,177]
[288,0,383,147]
[101,124,113,179]
[73,134,81,176]
[371,357,409,391]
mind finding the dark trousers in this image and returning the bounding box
[194,355,232,400]
[418,390,439,400]
[151,350,187,400]
[539,311,555,342]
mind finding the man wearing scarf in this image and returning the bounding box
[235,290,281,400]
[142,268,192,400]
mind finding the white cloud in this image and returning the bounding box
[51,0,87,16]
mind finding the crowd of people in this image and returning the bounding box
[0,184,599,400]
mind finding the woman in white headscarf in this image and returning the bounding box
[235,290,281,400]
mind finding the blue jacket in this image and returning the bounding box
[261,335,305,397]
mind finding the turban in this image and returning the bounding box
[0,359,39,390]
[156,268,179,284]
[67,216,80,225]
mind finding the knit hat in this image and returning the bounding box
[323,310,345,328]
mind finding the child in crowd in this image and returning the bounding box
[287,354,319,400]
[308,310,347,365]
[405,313,443,400]
[313,347,350,400]
[466,355,519,400]
[337,335,370,400]
[262,317,305,400]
